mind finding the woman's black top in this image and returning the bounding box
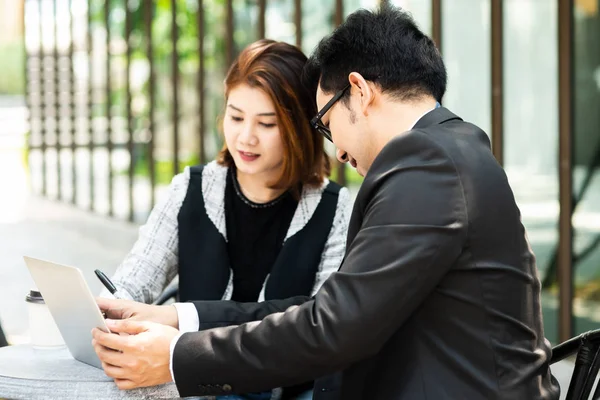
[224,168,298,302]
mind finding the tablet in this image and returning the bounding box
[23,256,111,369]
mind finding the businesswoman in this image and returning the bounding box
[103,39,351,400]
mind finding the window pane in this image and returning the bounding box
[344,0,378,18]
[442,0,491,135]
[572,1,600,335]
[503,0,559,343]
[390,0,431,35]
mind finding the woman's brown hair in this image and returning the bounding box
[216,39,331,195]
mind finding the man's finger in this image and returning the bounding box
[92,327,129,352]
[101,362,128,380]
[115,378,138,390]
[94,341,127,367]
[106,319,150,335]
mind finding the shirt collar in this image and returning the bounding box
[409,102,441,130]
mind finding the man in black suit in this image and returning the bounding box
[92,5,560,399]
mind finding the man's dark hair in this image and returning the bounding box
[304,4,447,103]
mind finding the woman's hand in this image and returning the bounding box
[96,297,179,329]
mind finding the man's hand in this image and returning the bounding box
[96,297,179,329]
[92,319,180,390]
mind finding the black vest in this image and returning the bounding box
[177,165,342,302]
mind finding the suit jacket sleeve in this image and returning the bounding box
[173,131,468,397]
[190,296,311,331]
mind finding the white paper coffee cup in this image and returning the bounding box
[25,289,65,348]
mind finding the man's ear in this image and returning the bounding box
[348,72,375,116]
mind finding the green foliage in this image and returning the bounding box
[0,42,25,95]
[330,164,364,186]
[576,278,600,302]
[129,151,201,185]
[22,131,30,168]
[87,0,228,169]
[129,153,365,188]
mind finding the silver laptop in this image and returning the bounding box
[23,256,111,369]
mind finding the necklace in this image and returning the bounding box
[230,168,287,209]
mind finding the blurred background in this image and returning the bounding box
[0,0,598,349]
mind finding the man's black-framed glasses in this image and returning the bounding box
[310,84,351,143]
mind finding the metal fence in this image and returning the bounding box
[23,0,354,224]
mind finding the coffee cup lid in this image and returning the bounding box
[25,289,45,304]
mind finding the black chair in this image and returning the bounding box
[0,323,8,347]
[153,277,179,306]
[551,329,600,400]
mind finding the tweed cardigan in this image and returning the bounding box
[107,161,351,304]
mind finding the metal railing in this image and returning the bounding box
[24,0,363,224]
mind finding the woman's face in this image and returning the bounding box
[223,83,285,179]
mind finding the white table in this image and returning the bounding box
[0,345,183,399]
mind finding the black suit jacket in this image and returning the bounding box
[173,108,560,400]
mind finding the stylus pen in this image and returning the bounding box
[94,269,121,299]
